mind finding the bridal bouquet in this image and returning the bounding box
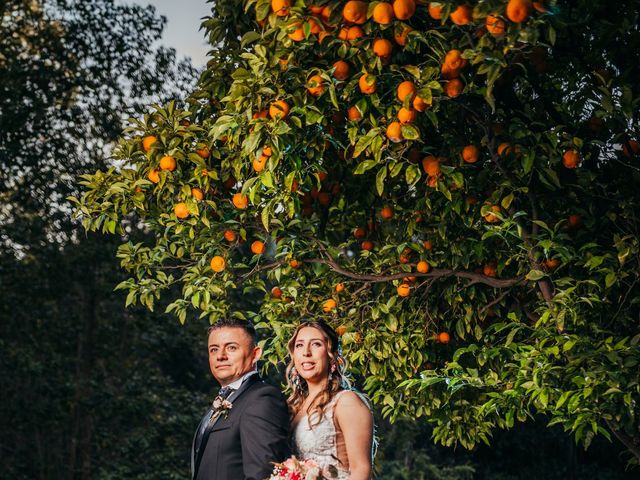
[268,456,324,480]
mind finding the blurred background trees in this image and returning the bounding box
[2,0,638,478]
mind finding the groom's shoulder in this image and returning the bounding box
[249,377,286,396]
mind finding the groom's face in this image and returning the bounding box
[208,327,262,386]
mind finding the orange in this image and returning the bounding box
[253,154,268,172]
[335,283,345,293]
[423,240,433,250]
[394,25,413,46]
[174,202,189,219]
[450,4,472,25]
[397,80,417,102]
[318,192,331,205]
[262,145,272,156]
[342,0,368,24]
[497,142,513,156]
[426,175,438,188]
[195,146,210,159]
[428,2,442,20]
[462,145,479,163]
[290,259,302,268]
[416,260,430,273]
[444,78,463,97]
[354,227,366,238]
[309,4,324,14]
[413,95,430,111]
[271,286,283,299]
[232,192,249,209]
[307,17,322,34]
[568,214,582,228]
[251,240,266,254]
[622,139,640,157]
[253,109,268,119]
[210,255,226,272]
[443,49,467,71]
[373,38,393,59]
[191,187,204,201]
[545,258,560,270]
[347,105,363,121]
[397,283,411,297]
[142,135,158,152]
[269,99,290,120]
[436,331,450,344]
[422,155,441,176]
[159,155,176,171]
[332,60,350,80]
[372,2,395,24]
[321,5,331,22]
[287,21,305,41]
[506,0,532,23]
[393,0,416,20]
[386,122,403,142]
[322,298,337,312]
[562,150,581,168]
[533,1,547,13]
[361,240,374,251]
[483,262,497,277]
[486,14,506,35]
[346,26,364,41]
[147,168,160,183]
[398,107,416,124]
[359,73,377,94]
[317,30,331,44]
[380,205,394,220]
[272,0,291,16]
[336,325,347,336]
[483,205,501,223]
[223,229,237,242]
[307,74,326,96]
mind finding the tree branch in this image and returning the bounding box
[606,420,640,464]
[304,256,524,288]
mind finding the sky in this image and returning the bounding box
[132,0,212,67]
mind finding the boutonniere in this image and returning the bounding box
[209,395,233,422]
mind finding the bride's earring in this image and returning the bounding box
[291,368,301,390]
[328,363,336,382]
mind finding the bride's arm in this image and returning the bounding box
[334,391,374,480]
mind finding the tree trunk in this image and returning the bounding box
[607,421,640,465]
[68,263,97,480]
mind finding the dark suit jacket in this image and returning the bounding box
[191,374,289,480]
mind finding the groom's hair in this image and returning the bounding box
[207,318,258,347]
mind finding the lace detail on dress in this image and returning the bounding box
[292,391,350,480]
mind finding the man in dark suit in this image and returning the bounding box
[191,319,289,480]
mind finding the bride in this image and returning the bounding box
[286,320,374,480]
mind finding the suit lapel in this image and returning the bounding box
[193,374,262,478]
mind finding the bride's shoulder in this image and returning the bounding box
[333,390,372,415]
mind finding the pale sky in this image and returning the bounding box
[132,0,212,67]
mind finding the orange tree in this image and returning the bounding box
[72,0,640,462]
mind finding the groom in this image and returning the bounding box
[191,319,289,480]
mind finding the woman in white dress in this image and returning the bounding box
[286,320,374,480]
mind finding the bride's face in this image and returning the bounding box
[292,326,330,384]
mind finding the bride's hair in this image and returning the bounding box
[285,320,350,426]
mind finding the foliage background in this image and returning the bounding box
[1,0,637,478]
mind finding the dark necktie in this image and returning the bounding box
[218,386,233,399]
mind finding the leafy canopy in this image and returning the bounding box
[73,0,640,464]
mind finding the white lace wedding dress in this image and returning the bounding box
[292,391,350,480]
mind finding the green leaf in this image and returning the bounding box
[526,270,545,281]
[376,167,387,196]
[353,160,377,175]
[405,164,421,186]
